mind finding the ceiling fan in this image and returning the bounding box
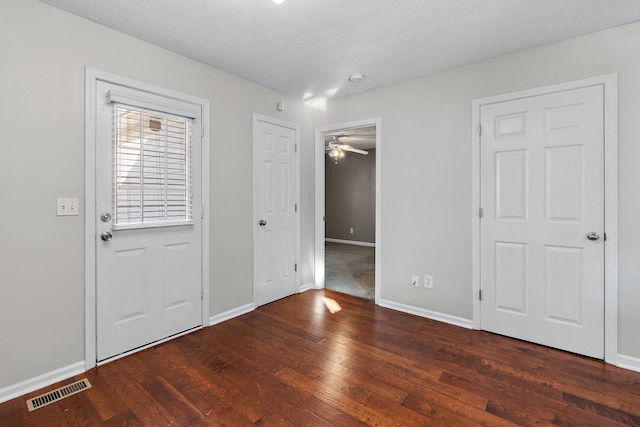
[325,136,368,163]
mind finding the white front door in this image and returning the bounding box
[95,81,203,361]
[480,85,605,358]
[254,116,298,306]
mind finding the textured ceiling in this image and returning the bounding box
[39,0,640,102]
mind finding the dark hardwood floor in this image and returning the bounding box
[2,289,640,426]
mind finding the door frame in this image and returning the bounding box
[471,74,618,363]
[84,68,210,370]
[252,114,301,306]
[314,118,382,304]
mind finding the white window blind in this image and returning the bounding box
[113,104,193,229]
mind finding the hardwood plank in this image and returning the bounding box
[563,392,640,426]
[0,396,31,427]
[3,289,640,426]
[82,369,131,422]
[99,360,176,426]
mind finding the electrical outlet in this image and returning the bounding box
[349,227,354,234]
[411,275,420,288]
[57,198,79,216]
[424,275,433,289]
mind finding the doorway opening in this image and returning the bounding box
[315,119,381,303]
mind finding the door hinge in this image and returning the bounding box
[294,263,298,272]
[479,289,483,301]
[295,143,297,153]
[479,207,484,218]
[201,205,205,219]
[478,124,482,137]
[201,287,204,300]
[295,203,298,212]
[201,126,204,137]
[604,232,607,241]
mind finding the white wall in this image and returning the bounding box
[314,21,640,358]
[0,0,314,391]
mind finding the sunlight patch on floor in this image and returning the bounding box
[322,297,342,314]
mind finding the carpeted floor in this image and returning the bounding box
[324,242,375,300]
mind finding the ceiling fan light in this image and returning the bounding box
[348,73,364,83]
[328,147,346,161]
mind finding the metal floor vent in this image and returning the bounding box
[26,378,92,412]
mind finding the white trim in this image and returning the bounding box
[299,282,315,293]
[378,299,474,330]
[315,118,382,302]
[471,74,618,363]
[617,354,640,373]
[603,76,619,365]
[85,69,98,371]
[252,114,301,306]
[0,361,84,404]
[85,68,211,370]
[325,238,375,247]
[209,303,255,326]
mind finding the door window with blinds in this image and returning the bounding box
[113,104,193,229]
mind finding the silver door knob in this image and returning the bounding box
[586,232,600,241]
[100,231,113,241]
[258,220,267,226]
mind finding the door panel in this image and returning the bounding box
[164,242,191,308]
[544,245,582,324]
[480,85,604,358]
[495,242,528,314]
[495,150,528,219]
[96,81,202,361]
[255,118,297,306]
[114,248,148,323]
[545,146,584,221]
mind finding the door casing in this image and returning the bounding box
[252,114,301,306]
[85,68,211,370]
[471,74,618,364]
[314,118,382,304]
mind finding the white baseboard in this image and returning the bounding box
[209,302,255,326]
[0,361,85,404]
[378,299,474,330]
[299,282,314,293]
[325,238,375,247]
[617,354,640,373]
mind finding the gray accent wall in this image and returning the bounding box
[325,149,376,243]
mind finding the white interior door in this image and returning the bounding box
[254,116,298,306]
[480,85,604,358]
[95,81,202,361]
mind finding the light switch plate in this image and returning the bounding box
[424,275,433,288]
[57,198,79,216]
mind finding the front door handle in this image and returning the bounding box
[101,231,113,241]
[258,220,267,226]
